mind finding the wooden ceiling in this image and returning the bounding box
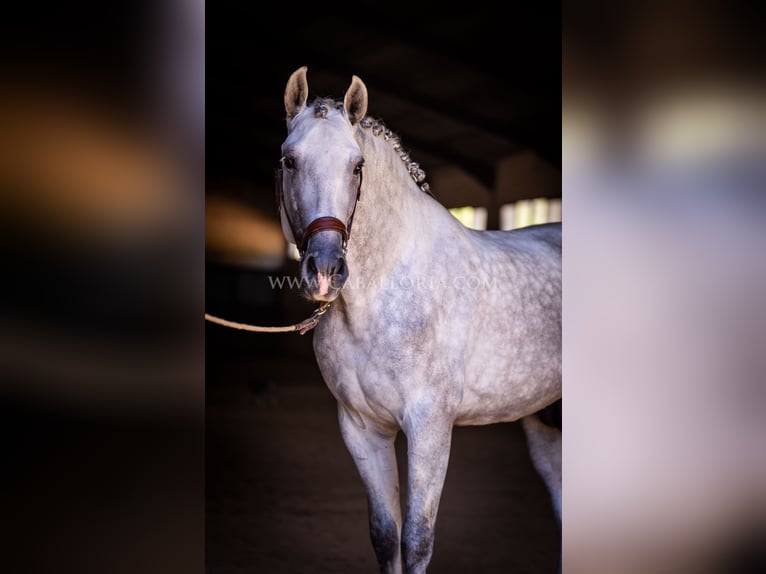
[206,3,561,220]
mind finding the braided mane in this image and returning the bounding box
[310,97,433,196]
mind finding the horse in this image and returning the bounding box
[277,66,562,573]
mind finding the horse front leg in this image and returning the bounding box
[401,412,453,574]
[337,404,403,574]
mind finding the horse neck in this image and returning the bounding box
[337,128,459,312]
[343,131,432,283]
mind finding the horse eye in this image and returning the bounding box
[282,156,295,170]
[353,161,364,175]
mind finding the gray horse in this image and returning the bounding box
[278,66,561,573]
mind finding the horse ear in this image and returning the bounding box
[284,66,309,121]
[344,75,368,126]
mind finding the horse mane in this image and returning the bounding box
[309,97,434,197]
[311,97,343,118]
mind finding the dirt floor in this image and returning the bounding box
[206,328,559,573]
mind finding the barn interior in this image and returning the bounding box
[206,3,562,573]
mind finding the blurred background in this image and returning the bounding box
[0,1,203,573]
[563,1,766,573]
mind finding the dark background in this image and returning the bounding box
[206,2,561,190]
[206,2,562,573]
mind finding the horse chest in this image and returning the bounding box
[313,309,461,425]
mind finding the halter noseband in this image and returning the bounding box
[275,159,362,255]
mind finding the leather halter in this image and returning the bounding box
[275,159,363,255]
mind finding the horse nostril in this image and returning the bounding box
[334,257,347,278]
[306,255,318,275]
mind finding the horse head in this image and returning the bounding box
[279,66,368,302]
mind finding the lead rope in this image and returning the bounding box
[205,302,331,335]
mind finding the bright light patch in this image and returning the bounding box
[449,206,488,230]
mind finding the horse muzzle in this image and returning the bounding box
[300,233,349,301]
